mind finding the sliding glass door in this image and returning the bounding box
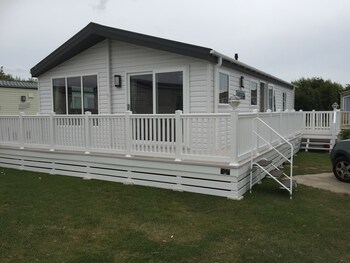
[130,74,153,114]
[129,71,183,114]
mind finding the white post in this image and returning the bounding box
[331,109,338,149]
[125,110,132,157]
[300,109,305,133]
[312,109,316,132]
[229,111,238,166]
[269,111,273,145]
[84,111,91,154]
[49,112,55,151]
[277,109,282,143]
[175,110,183,162]
[19,112,24,149]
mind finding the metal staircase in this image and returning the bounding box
[250,118,297,199]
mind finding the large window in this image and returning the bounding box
[250,81,258,106]
[219,72,229,104]
[53,75,98,114]
[129,71,183,114]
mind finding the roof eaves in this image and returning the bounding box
[31,23,216,77]
[210,49,294,89]
[31,23,105,77]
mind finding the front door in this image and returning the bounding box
[260,82,265,112]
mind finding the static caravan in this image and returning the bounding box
[1,23,338,200]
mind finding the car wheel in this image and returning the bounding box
[333,156,350,183]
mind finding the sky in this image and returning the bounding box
[0,0,349,85]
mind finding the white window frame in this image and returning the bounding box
[343,95,350,111]
[250,79,258,106]
[51,73,99,114]
[218,70,230,105]
[126,66,189,113]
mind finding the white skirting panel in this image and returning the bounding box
[0,136,301,200]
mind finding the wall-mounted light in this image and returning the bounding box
[228,95,241,110]
[21,96,26,102]
[114,75,121,88]
[240,76,244,89]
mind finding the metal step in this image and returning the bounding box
[255,159,272,167]
[279,178,297,189]
[269,169,283,178]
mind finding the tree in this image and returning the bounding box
[0,66,16,81]
[0,66,36,82]
[292,77,344,111]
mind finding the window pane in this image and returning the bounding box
[130,74,153,114]
[156,71,183,113]
[283,92,287,111]
[344,97,350,111]
[268,88,273,110]
[219,73,229,104]
[67,77,81,114]
[53,78,66,114]
[83,75,98,114]
[250,82,257,105]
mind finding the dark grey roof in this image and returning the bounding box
[31,22,293,88]
[0,80,37,89]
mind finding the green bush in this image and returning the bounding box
[340,129,350,140]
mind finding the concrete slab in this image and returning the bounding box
[295,173,350,195]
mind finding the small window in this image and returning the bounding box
[219,72,229,104]
[344,96,350,111]
[282,92,287,111]
[250,81,258,106]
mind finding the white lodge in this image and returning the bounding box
[0,23,340,200]
[32,23,295,115]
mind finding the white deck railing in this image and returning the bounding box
[341,111,350,127]
[303,110,341,137]
[0,110,338,165]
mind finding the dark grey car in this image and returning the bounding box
[330,140,350,183]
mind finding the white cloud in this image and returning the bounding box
[93,0,108,10]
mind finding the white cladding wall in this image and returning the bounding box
[109,40,209,113]
[217,65,294,113]
[38,40,109,114]
[37,39,294,114]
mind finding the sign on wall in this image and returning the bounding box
[236,90,245,100]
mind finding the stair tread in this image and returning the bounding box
[279,178,297,188]
[256,159,272,167]
[269,169,284,178]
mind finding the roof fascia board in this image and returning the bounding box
[220,60,294,89]
[210,49,293,89]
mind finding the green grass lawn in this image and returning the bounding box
[292,150,332,175]
[0,151,349,263]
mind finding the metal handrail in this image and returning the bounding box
[250,117,294,198]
